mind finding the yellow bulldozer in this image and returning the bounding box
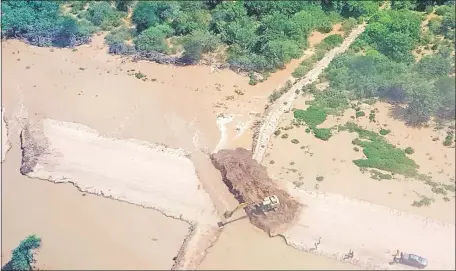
[223,195,280,219]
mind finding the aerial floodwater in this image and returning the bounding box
[2,1,455,270]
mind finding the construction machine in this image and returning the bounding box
[223,195,280,219]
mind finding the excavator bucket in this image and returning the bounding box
[224,211,233,219]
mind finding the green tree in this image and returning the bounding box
[340,1,379,18]
[134,26,170,53]
[415,55,453,79]
[132,1,175,33]
[405,79,440,124]
[115,0,133,12]
[182,30,220,63]
[434,76,456,118]
[2,235,42,271]
[172,4,212,36]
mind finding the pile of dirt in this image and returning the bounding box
[210,148,302,236]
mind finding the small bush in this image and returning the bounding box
[356,111,366,118]
[317,20,333,33]
[316,176,324,182]
[404,147,415,155]
[305,128,311,133]
[317,34,344,51]
[269,160,275,164]
[412,196,434,207]
[370,169,393,180]
[291,139,299,144]
[313,128,332,141]
[341,18,357,33]
[274,130,281,136]
[379,129,390,135]
[281,133,289,139]
[292,65,310,78]
[431,186,447,195]
[354,147,360,152]
[369,112,376,122]
[135,72,146,79]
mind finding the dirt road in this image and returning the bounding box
[252,24,366,163]
[282,186,455,270]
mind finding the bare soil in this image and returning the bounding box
[211,148,301,236]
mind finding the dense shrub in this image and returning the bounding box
[1,1,94,47]
[132,1,175,33]
[313,128,332,141]
[84,2,126,30]
[134,26,171,53]
[105,27,136,54]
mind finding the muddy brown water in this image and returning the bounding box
[1,36,357,269]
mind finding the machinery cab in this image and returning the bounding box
[261,195,280,212]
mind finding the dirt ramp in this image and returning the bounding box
[211,148,302,236]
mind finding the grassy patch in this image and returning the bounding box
[340,122,419,176]
[293,89,348,141]
[294,106,327,128]
[268,80,293,103]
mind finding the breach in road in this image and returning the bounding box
[211,148,302,236]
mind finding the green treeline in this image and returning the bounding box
[2,0,381,70]
[2,1,455,124]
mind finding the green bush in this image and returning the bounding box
[1,1,93,47]
[317,20,333,33]
[132,1,174,33]
[313,128,332,141]
[291,139,300,144]
[341,18,357,33]
[182,30,220,63]
[435,5,453,16]
[2,235,42,271]
[404,147,415,154]
[305,128,311,133]
[379,128,391,135]
[294,106,327,128]
[356,111,366,118]
[105,27,135,54]
[84,2,126,30]
[292,65,310,78]
[134,26,170,54]
[317,34,344,51]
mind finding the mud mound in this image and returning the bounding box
[211,148,302,236]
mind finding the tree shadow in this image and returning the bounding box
[387,102,429,128]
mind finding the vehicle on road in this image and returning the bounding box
[393,251,428,269]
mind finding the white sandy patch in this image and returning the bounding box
[213,113,233,153]
[282,186,455,270]
[21,118,218,224]
[2,108,11,162]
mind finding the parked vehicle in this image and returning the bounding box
[394,251,428,269]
